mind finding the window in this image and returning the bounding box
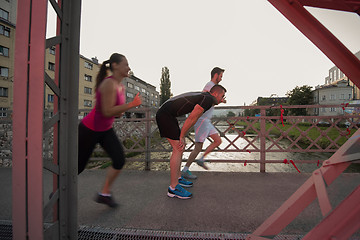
[84,62,93,70]
[49,46,55,55]
[340,94,345,100]
[84,74,92,82]
[322,95,326,101]
[0,25,10,37]
[48,62,55,71]
[127,82,133,88]
[349,94,352,99]
[0,107,8,117]
[0,66,9,77]
[330,94,335,100]
[48,94,54,103]
[84,100,92,107]
[84,87,92,94]
[0,46,9,57]
[0,87,8,97]
[141,88,146,93]
[330,108,336,112]
[0,9,9,21]
[127,92,134,98]
[134,86,140,91]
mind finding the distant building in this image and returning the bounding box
[256,96,288,106]
[44,50,100,114]
[324,50,360,100]
[123,75,159,118]
[0,0,17,117]
[312,80,352,116]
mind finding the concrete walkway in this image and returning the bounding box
[1,168,360,236]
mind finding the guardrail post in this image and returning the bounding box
[145,108,151,171]
[260,108,266,172]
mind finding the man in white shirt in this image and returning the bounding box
[181,67,226,179]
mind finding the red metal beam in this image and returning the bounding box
[298,0,360,14]
[303,186,360,240]
[12,0,31,238]
[268,0,360,89]
[13,0,48,239]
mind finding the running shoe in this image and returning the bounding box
[181,169,197,179]
[178,176,193,187]
[95,193,118,208]
[167,184,192,199]
[196,156,209,170]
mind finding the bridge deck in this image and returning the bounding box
[0,168,359,238]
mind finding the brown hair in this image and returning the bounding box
[95,53,125,89]
[211,67,225,79]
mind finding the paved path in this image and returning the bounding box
[1,168,359,236]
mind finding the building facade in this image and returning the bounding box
[0,0,17,116]
[44,50,100,113]
[312,80,353,116]
[324,50,360,100]
[123,74,159,117]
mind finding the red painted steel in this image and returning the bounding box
[247,130,359,239]
[12,0,31,238]
[312,169,332,217]
[303,186,360,240]
[27,0,47,239]
[13,0,48,239]
[298,0,360,14]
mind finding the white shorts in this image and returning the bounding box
[194,118,218,143]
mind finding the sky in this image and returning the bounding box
[47,0,360,106]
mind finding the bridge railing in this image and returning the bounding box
[1,104,359,172]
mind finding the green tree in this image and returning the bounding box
[227,111,236,117]
[286,85,313,116]
[160,67,172,105]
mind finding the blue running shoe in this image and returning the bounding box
[178,176,193,188]
[167,184,192,199]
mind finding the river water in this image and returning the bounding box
[182,134,333,173]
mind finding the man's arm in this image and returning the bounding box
[178,104,204,149]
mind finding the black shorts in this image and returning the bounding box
[156,108,180,140]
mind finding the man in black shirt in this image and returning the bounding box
[156,84,227,199]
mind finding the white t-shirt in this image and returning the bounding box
[198,81,215,120]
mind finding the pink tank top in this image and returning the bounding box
[82,78,125,131]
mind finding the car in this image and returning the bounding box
[317,121,331,127]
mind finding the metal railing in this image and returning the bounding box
[1,104,359,172]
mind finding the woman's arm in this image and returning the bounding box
[100,79,142,117]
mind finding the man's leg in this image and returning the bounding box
[196,133,222,170]
[185,142,203,168]
[167,138,184,188]
[202,133,222,158]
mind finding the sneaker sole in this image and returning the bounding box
[181,174,197,180]
[178,183,193,188]
[196,161,209,170]
[167,192,192,199]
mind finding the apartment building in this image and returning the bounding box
[313,80,353,116]
[0,0,17,117]
[44,49,100,113]
[325,50,360,100]
[123,74,159,117]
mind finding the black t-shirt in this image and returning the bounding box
[160,92,216,117]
